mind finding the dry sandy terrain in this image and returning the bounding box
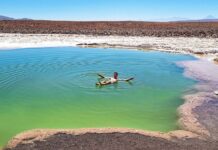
[0,34,218,150]
[1,21,218,38]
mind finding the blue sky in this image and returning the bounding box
[0,0,218,21]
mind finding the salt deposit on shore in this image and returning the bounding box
[177,59,218,140]
[0,33,217,60]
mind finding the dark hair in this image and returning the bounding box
[114,72,118,79]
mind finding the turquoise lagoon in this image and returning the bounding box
[0,47,196,146]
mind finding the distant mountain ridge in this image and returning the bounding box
[204,15,217,20]
[169,15,218,22]
[0,14,218,22]
[173,18,218,22]
[0,15,32,21]
[0,15,14,20]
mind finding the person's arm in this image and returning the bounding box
[118,77,134,82]
[97,74,105,79]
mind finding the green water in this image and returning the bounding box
[0,47,195,146]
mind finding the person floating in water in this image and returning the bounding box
[96,72,134,86]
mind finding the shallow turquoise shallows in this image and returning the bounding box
[0,47,196,146]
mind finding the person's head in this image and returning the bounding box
[114,72,118,79]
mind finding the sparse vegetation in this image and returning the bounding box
[0,20,218,37]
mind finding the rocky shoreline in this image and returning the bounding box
[4,129,218,150]
[0,34,218,150]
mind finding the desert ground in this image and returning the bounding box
[0,21,218,37]
[0,21,218,150]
